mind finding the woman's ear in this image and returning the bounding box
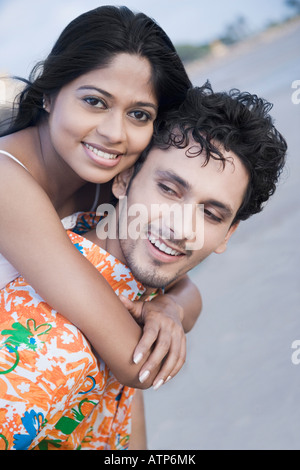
[214,222,239,254]
[42,94,51,113]
[112,167,135,199]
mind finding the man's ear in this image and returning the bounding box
[214,222,239,254]
[112,167,135,199]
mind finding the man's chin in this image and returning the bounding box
[129,266,174,290]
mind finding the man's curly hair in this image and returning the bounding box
[147,81,287,224]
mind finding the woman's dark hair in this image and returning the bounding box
[137,82,287,224]
[2,5,191,136]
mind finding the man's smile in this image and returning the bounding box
[146,231,186,262]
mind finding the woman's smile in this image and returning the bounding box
[82,142,123,168]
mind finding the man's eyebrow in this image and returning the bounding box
[77,86,158,111]
[156,170,191,190]
[206,199,234,219]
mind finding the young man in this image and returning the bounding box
[0,83,287,450]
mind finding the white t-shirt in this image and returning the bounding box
[0,150,100,289]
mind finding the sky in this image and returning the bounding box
[0,0,292,76]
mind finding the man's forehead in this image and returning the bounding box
[145,143,215,174]
[148,143,202,163]
[147,140,246,176]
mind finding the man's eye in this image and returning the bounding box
[83,97,106,108]
[129,110,151,122]
[158,183,177,196]
[204,209,222,223]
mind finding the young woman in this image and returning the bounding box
[0,6,201,391]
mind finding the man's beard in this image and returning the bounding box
[128,259,180,289]
[119,240,181,289]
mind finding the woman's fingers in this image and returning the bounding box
[133,319,160,366]
[137,321,186,389]
[151,333,186,390]
[121,295,187,389]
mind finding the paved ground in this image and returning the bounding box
[144,19,300,450]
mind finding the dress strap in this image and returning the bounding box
[0,150,29,171]
[90,184,101,212]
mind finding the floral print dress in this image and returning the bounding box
[0,227,146,450]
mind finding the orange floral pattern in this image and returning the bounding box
[0,230,145,450]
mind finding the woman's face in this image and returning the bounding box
[46,53,158,183]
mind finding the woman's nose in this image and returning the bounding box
[96,110,126,144]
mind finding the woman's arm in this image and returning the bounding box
[120,275,202,389]
[164,274,202,333]
[0,158,155,389]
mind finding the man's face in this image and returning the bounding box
[111,141,249,288]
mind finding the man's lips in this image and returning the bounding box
[147,232,186,257]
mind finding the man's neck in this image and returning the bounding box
[84,220,157,298]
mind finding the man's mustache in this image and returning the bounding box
[146,223,193,257]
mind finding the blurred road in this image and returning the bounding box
[144,19,300,450]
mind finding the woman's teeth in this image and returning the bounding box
[148,234,181,256]
[84,143,118,160]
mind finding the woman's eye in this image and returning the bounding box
[129,110,151,122]
[84,97,106,108]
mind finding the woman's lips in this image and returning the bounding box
[82,142,123,167]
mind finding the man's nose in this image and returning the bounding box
[182,203,204,250]
[159,203,202,241]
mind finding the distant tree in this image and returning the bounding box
[285,0,300,13]
[220,16,249,45]
[175,44,210,63]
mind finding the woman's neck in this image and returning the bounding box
[36,123,87,213]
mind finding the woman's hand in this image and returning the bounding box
[120,294,186,390]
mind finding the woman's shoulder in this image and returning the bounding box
[0,149,28,171]
[0,127,38,172]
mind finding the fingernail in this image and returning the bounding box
[165,375,172,383]
[139,370,150,383]
[153,379,164,391]
[133,352,143,365]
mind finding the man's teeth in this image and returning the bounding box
[84,143,118,160]
[148,234,181,256]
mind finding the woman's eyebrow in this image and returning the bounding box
[135,101,158,112]
[77,85,113,98]
[77,86,158,111]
